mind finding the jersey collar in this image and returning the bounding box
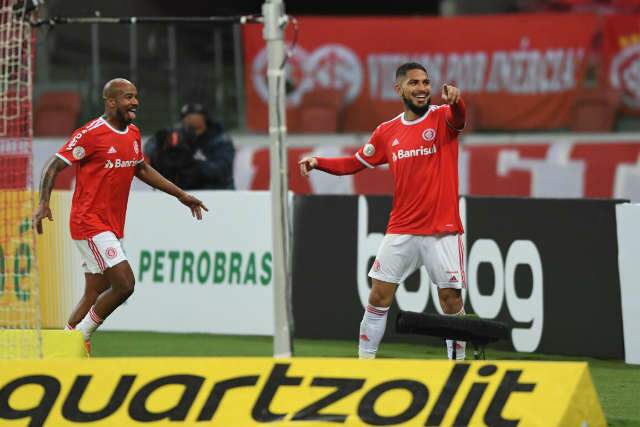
[100,116,130,135]
[401,106,434,126]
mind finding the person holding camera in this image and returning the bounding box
[144,103,235,190]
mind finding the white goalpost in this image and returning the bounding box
[262,0,294,358]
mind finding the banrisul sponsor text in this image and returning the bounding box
[138,250,272,286]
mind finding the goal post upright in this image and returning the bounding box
[262,0,293,358]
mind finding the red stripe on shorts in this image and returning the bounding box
[458,235,466,288]
[87,238,107,272]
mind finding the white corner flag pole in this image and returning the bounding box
[263,0,293,357]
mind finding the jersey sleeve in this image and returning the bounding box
[133,127,144,164]
[55,127,97,165]
[442,103,466,139]
[354,125,387,168]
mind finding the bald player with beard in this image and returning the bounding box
[34,78,208,354]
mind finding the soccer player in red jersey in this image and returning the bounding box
[299,63,467,360]
[33,78,208,354]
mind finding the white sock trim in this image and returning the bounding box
[444,307,466,316]
[366,304,390,316]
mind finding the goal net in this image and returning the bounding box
[0,0,41,358]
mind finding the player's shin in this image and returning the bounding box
[358,305,390,359]
[444,307,466,360]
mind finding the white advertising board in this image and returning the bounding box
[616,203,640,364]
[101,191,275,335]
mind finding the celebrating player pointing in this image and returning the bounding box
[33,78,208,354]
[299,62,467,360]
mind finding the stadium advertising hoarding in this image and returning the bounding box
[0,191,38,326]
[236,139,640,202]
[464,197,625,358]
[0,358,605,426]
[243,14,596,132]
[105,191,274,335]
[615,203,640,364]
[293,196,627,358]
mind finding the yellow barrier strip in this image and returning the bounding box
[0,358,606,426]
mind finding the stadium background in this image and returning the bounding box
[2,0,640,425]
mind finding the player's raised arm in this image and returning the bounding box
[33,156,69,234]
[135,161,208,219]
[442,84,466,131]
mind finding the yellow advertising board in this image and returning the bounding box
[34,191,76,328]
[0,357,606,426]
[0,190,75,330]
[0,190,39,327]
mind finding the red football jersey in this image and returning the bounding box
[56,117,144,239]
[355,105,464,235]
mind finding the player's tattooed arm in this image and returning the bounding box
[34,156,68,234]
[38,156,68,204]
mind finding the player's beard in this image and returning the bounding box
[402,94,430,117]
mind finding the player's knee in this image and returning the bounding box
[439,288,462,314]
[123,277,135,298]
[113,276,135,299]
[369,287,393,307]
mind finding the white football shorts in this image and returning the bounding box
[368,233,466,288]
[73,231,127,274]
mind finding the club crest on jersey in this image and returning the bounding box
[72,146,85,160]
[363,143,375,157]
[133,140,139,155]
[422,128,436,141]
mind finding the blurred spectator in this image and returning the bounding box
[144,103,235,190]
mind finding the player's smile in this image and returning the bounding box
[412,91,430,106]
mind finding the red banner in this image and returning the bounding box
[243,14,597,132]
[603,15,640,115]
[235,140,640,201]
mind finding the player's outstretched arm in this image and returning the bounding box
[299,156,366,177]
[34,156,68,234]
[135,161,209,220]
